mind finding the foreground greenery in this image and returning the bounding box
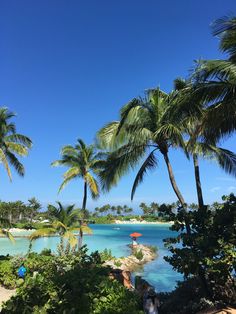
[0,247,143,314]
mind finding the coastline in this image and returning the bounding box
[9,228,35,233]
[114,219,173,225]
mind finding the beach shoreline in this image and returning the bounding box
[114,220,173,225]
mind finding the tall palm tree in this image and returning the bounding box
[191,16,236,142]
[30,202,91,251]
[0,107,32,180]
[97,88,191,234]
[174,78,236,209]
[52,139,104,247]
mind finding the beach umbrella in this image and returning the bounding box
[130,232,142,238]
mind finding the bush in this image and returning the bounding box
[146,245,158,254]
[0,260,18,289]
[133,249,144,261]
[100,248,114,262]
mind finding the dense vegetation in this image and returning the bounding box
[0,248,143,314]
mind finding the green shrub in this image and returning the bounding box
[0,260,18,289]
[147,245,158,254]
[100,248,114,262]
[159,278,217,314]
[114,259,122,267]
[133,249,143,261]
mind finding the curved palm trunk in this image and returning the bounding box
[193,154,204,209]
[162,152,191,236]
[164,152,211,296]
[78,181,87,249]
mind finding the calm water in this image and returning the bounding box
[0,224,182,292]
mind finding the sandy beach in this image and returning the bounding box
[9,228,35,233]
[114,219,173,225]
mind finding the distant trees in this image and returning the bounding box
[93,204,133,216]
[0,198,42,224]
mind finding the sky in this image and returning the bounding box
[1,0,236,211]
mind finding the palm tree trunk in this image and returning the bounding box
[162,152,191,235]
[79,181,87,250]
[193,154,204,209]
[82,181,87,211]
[163,152,185,206]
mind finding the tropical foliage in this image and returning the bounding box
[29,202,92,252]
[163,193,236,305]
[52,139,105,247]
[97,89,187,208]
[0,107,32,180]
[191,16,236,142]
[1,248,143,314]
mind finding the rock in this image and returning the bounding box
[109,269,132,289]
[104,244,157,272]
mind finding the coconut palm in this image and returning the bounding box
[97,88,192,234]
[191,16,236,142]
[0,107,32,180]
[52,139,104,247]
[29,202,91,251]
[174,78,236,209]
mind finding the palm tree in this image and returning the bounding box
[97,88,193,235]
[174,78,236,209]
[52,139,104,247]
[191,16,236,142]
[28,197,41,223]
[29,202,92,251]
[0,107,32,180]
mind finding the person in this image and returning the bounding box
[132,236,138,247]
[143,286,160,314]
[17,264,27,279]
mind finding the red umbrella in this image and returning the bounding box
[130,232,142,238]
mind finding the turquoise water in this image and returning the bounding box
[0,224,182,292]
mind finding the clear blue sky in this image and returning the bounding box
[1,0,236,211]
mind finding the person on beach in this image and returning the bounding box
[132,236,138,247]
[143,287,160,314]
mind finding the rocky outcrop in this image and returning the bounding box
[109,269,132,289]
[104,244,157,272]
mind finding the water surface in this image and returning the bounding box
[0,224,182,292]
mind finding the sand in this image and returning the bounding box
[114,219,173,224]
[0,286,16,309]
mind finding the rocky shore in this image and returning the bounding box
[104,244,157,271]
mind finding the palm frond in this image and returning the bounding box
[212,16,236,61]
[63,167,80,179]
[97,121,126,150]
[5,142,28,156]
[63,231,78,248]
[0,148,12,180]
[5,134,32,148]
[58,176,76,193]
[85,172,99,199]
[29,228,56,241]
[131,150,158,200]
[0,229,15,243]
[99,143,147,191]
[5,151,24,177]
[191,142,236,177]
